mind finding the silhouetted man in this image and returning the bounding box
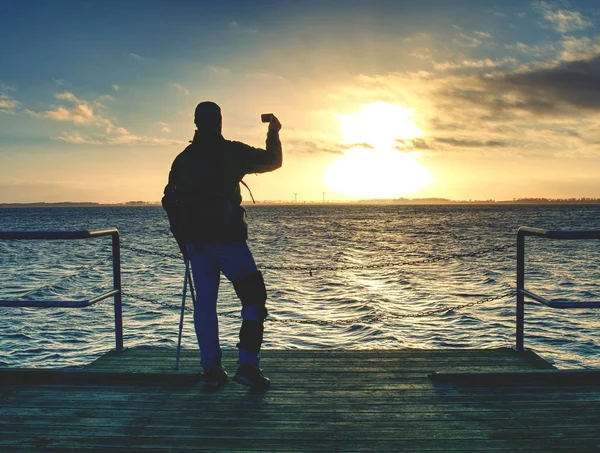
[162,101,282,389]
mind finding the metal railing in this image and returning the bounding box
[0,229,123,352]
[516,226,600,351]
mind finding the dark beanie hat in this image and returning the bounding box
[194,101,222,135]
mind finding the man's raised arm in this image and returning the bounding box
[235,116,282,174]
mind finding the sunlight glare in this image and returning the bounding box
[326,102,433,199]
[337,102,422,149]
[324,148,434,199]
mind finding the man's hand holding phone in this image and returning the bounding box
[262,113,281,132]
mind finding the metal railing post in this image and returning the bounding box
[516,229,525,351]
[112,231,124,352]
[0,229,125,355]
[514,226,600,351]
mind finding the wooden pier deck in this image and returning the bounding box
[1,347,599,452]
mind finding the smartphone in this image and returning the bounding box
[261,113,274,123]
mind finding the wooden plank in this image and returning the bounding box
[2,423,600,440]
[5,394,600,410]
[430,370,600,386]
[89,347,549,360]
[0,369,200,385]
[79,348,555,377]
[8,389,600,405]
[1,412,600,430]
[9,382,600,396]
[4,401,599,418]
[0,432,599,451]
[84,348,551,366]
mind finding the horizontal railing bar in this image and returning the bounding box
[0,300,91,308]
[547,300,600,308]
[88,289,120,305]
[518,227,600,240]
[519,288,552,305]
[517,226,548,237]
[0,290,119,309]
[519,289,600,309]
[0,229,118,240]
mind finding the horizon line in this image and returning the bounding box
[1,197,600,207]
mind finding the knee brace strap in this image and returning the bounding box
[233,271,267,307]
[238,320,264,354]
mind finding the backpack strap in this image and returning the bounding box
[240,180,256,204]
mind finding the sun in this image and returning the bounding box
[325,102,434,199]
[337,102,422,149]
[325,148,433,199]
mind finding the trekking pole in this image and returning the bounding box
[188,272,196,309]
[174,259,190,371]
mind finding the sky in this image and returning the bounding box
[1,0,600,203]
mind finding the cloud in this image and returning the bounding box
[287,139,373,155]
[112,84,120,91]
[560,36,600,61]
[48,104,95,123]
[474,31,492,39]
[433,137,510,148]
[506,42,532,52]
[395,138,432,150]
[504,41,559,60]
[94,94,114,109]
[209,66,231,75]
[536,1,593,33]
[172,83,190,95]
[288,139,345,155]
[0,83,16,92]
[452,30,490,49]
[409,48,434,60]
[396,137,509,150]
[108,134,184,145]
[57,131,184,146]
[26,92,111,126]
[246,72,287,82]
[56,132,103,145]
[434,57,518,71]
[26,91,183,146]
[160,122,171,133]
[1,83,18,112]
[435,53,600,121]
[55,91,80,103]
[129,52,144,60]
[486,55,600,113]
[227,20,256,33]
[0,94,19,112]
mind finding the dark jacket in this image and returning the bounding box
[162,130,282,245]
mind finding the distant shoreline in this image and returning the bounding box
[1,198,599,208]
[0,202,161,208]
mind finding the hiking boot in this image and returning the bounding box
[233,364,271,390]
[203,366,228,388]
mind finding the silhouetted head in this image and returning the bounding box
[194,101,222,137]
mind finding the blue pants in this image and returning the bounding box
[186,241,265,372]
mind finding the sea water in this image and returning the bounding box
[0,204,599,369]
